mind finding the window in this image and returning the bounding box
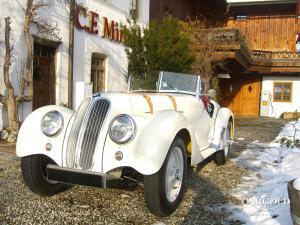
[91,53,106,93]
[130,0,138,18]
[273,82,293,102]
[234,14,248,21]
[34,43,50,57]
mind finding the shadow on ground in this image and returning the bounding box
[0,117,286,224]
[0,159,243,225]
[229,117,285,159]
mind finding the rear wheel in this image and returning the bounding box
[21,155,69,196]
[214,119,233,165]
[214,150,226,165]
[144,138,187,216]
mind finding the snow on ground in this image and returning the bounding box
[226,119,300,225]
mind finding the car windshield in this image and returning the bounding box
[129,71,200,95]
[160,72,199,94]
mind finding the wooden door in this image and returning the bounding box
[220,76,261,117]
[33,44,55,110]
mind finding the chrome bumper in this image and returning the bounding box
[47,165,106,188]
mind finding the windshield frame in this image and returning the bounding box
[157,71,201,98]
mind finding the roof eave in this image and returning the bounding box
[229,0,297,6]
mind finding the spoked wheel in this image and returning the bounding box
[144,137,187,216]
[21,155,69,196]
[214,119,233,165]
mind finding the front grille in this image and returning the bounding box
[65,98,110,170]
[79,99,110,170]
[66,98,91,168]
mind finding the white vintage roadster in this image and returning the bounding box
[17,71,234,216]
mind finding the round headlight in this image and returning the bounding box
[41,111,64,137]
[109,115,136,144]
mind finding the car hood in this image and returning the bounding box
[99,92,199,116]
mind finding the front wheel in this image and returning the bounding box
[21,155,69,196]
[144,138,187,216]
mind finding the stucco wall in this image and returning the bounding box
[73,0,131,107]
[261,76,300,118]
[108,0,149,24]
[0,0,70,121]
[0,0,149,125]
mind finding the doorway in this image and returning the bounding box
[219,75,261,117]
[33,43,56,110]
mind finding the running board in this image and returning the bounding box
[200,147,217,159]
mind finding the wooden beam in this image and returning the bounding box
[234,51,250,70]
[212,52,236,60]
[249,65,300,73]
[253,60,300,67]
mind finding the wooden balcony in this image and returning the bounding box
[193,27,300,73]
[190,28,253,72]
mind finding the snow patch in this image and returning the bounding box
[225,120,300,225]
[292,178,300,192]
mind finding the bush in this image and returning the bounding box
[123,16,195,86]
[276,137,300,148]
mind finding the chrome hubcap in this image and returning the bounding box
[165,146,184,203]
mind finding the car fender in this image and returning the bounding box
[16,105,75,165]
[102,110,198,175]
[211,107,234,151]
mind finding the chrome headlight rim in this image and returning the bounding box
[41,110,64,137]
[109,114,136,144]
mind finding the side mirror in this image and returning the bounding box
[208,89,217,99]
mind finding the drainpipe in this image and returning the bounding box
[68,0,75,109]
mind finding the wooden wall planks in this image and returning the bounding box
[227,4,300,52]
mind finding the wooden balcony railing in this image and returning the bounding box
[252,50,300,61]
[210,28,249,44]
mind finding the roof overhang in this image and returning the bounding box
[227,0,297,6]
[211,0,228,7]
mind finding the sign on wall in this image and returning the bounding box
[75,5,125,43]
[296,33,300,52]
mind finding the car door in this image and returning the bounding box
[194,96,216,149]
[207,100,221,140]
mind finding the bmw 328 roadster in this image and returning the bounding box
[17,71,234,216]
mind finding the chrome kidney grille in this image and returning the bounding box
[66,98,90,168]
[79,99,110,170]
[66,98,110,170]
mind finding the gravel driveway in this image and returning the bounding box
[0,117,285,225]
